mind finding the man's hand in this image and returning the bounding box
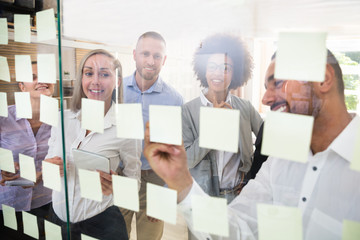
[44,157,66,177]
[98,170,117,196]
[0,162,20,186]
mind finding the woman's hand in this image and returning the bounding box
[44,157,66,177]
[98,170,117,196]
[0,162,20,186]
[212,96,232,109]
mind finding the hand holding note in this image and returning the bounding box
[97,170,117,196]
[44,156,65,177]
[0,162,20,186]
[212,95,232,109]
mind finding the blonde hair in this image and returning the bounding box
[70,49,123,112]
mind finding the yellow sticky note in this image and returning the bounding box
[14,92,32,119]
[0,18,8,44]
[22,211,39,239]
[350,124,360,172]
[0,147,15,173]
[275,32,327,82]
[0,92,8,117]
[262,111,314,163]
[40,95,59,127]
[146,183,177,225]
[15,55,33,83]
[42,161,61,192]
[199,107,240,153]
[81,233,98,240]
[192,195,229,237]
[257,204,303,240]
[2,204,17,230]
[19,153,36,182]
[14,14,31,43]
[36,9,56,41]
[44,220,62,240]
[37,54,56,84]
[78,169,102,202]
[0,56,11,82]
[116,103,144,140]
[342,220,360,240]
[149,105,182,145]
[112,175,139,212]
[81,98,104,133]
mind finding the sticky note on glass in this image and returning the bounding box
[116,103,144,140]
[40,95,58,127]
[14,14,31,43]
[2,204,17,230]
[149,105,182,145]
[78,169,102,202]
[15,55,33,83]
[81,98,104,133]
[36,9,56,41]
[19,153,36,182]
[199,107,240,153]
[0,18,8,44]
[257,204,303,240]
[0,147,15,173]
[146,183,177,224]
[37,54,56,84]
[0,56,11,82]
[192,195,229,237]
[22,211,39,239]
[350,125,360,172]
[262,111,314,163]
[342,219,360,240]
[45,220,62,240]
[14,92,32,119]
[81,234,99,240]
[42,161,61,192]
[275,32,327,82]
[112,175,139,212]
[0,92,8,117]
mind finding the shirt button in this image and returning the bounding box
[313,166,317,171]
[302,197,307,202]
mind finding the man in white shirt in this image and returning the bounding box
[143,50,360,239]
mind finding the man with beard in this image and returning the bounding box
[121,31,183,240]
[143,50,360,239]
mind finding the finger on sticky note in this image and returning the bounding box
[81,233,99,240]
[81,98,104,133]
[0,18,8,44]
[78,169,102,202]
[192,195,229,237]
[146,183,177,225]
[261,111,314,163]
[342,219,360,240]
[42,161,61,192]
[0,92,8,117]
[0,56,10,82]
[14,14,31,43]
[149,105,182,145]
[199,107,240,153]
[37,54,56,84]
[2,204,17,230]
[15,55,33,83]
[275,32,327,82]
[40,95,58,127]
[45,220,62,240]
[14,92,32,119]
[116,103,144,140]
[36,9,56,41]
[257,204,303,240]
[350,125,360,172]
[22,211,39,239]
[0,147,15,173]
[19,153,36,182]
[112,175,139,212]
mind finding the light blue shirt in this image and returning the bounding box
[123,72,183,169]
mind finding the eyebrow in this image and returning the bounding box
[267,74,274,82]
[83,66,110,70]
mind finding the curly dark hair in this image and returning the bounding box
[193,34,253,90]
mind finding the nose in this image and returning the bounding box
[147,56,155,66]
[262,88,276,107]
[91,73,100,85]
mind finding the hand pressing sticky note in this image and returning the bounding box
[19,154,36,182]
[40,95,59,127]
[45,220,62,240]
[261,111,314,163]
[350,125,360,172]
[81,98,104,133]
[42,161,61,192]
[257,204,303,240]
[116,103,144,140]
[14,92,32,119]
[15,55,33,83]
[146,183,177,224]
[0,92,8,117]
[149,105,182,145]
[192,195,229,237]
[14,14,31,43]
[112,175,139,212]
[0,18,8,44]
[78,169,102,202]
[2,204,17,230]
[37,54,56,84]
[36,9,56,41]
[22,211,39,239]
[0,147,15,173]
[81,234,99,240]
[199,107,240,153]
[0,56,11,82]
[275,32,327,82]
[342,219,360,240]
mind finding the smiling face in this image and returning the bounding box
[205,53,234,94]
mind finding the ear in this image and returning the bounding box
[162,55,167,66]
[316,64,335,94]
[18,82,25,92]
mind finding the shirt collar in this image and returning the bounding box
[128,71,163,93]
[199,88,232,107]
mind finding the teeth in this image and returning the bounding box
[145,68,154,71]
[276,106,286,112]
[212,80,223,83]
[90,90,102,93]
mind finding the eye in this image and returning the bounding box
[100,72,110,77]
[275,80,284,88]
[154,54,161,59]
[142,52,150,57]
[84,72,93,77]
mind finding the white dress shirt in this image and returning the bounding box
[46,103,142,222]
[179,115,360,240]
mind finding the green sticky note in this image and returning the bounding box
[15,55,33,83]
[0,147,15,173]
[350,125,360,172]
[44,220,62,240]
[116,103,144,140]
[22,211,39,239]
[37,54,56,84]
[2,204,17,230]
[81,233,99,240]
[257,204,303,240]
[0,92,8,117]
[342,220,360,240]
[40,95,59,127]
[78,169,102,202]
[81,98,104,134]
[14,92,32,119]
[19,153,36,182]
[112,175,139,212]
[42,161,61,192]
[36,9,56,41]
[0,56,11,82]
[0,18,8,44]
[14,14,31,43]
